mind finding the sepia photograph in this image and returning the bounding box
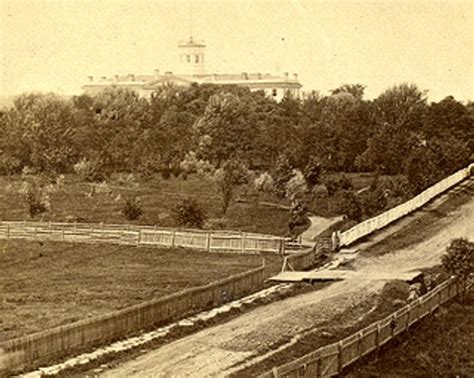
[0,0,473,376]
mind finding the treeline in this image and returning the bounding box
[0,82,472,194]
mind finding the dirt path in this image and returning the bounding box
[300,215,343,244]
[102,192,474,377]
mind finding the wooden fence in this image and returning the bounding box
[0,266,265,374]
[0,221,285,254]
[260,277,468,377]
[335,163,474,248]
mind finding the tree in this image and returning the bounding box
[10,93,78,174]
[442,238,474,299]
[373,83,428,132]
[404,146,441,193]
[193,92,256,167]
[423,96,474,152]
[212,159,249,214]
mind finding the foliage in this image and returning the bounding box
[18,173,58,218]
[121,196,143,221]
[442,238,474,297]
[324,174,353,196]
[335,189,362,221]
[212,159,249,214]
[172,198,206,228]
[272,154,294,198]
[73,158,108,183]
[254,172,275,193]
[285,169,308,202]
[303,157,322,187]
[288,200,308,238]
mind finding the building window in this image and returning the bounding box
[195,55,199,63]
[272,89,277,97]
[187,55,191,63]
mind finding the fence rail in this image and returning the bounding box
[0,266,265,374]
[336,163,474,248]
[0,221,285,254]
[260,277,468,377]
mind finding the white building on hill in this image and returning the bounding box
[83,37,302,101]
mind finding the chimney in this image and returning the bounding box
[257,73,262,80]
[293,73,298,80]
[284,72,289,81]
[154,69,160,78]
[87,76,93,82]
[241,72,248,80]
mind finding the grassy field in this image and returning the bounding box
[0,239,280,342]
[0,172,379,236]
[346,289,474,377]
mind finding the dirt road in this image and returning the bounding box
[103,191,474,377]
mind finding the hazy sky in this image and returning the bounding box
[1,0,472,101]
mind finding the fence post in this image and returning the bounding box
[171,230,176,247]
[206,232,211,252]
[137,229,141,246]
[376,323,381,351]
[358,332,363,357]
[241,233,246,253]
[61,226,65,242]
[7,224,10,239]
[337,340,343,373]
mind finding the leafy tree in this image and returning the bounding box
[193,92,256,167]
[404,146,442,193]
[272,154,294,198]
[303,157,322,188]
[442,238,474,299]
[330,83,366,101]
[10,93,78,174]
[335,189,362,221]
[211,159,249,214]
[373,83,428,132]
[423,96,474,152]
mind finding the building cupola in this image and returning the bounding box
[177,36,206,76]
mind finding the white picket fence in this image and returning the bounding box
[336,163,474,248]
[0,221,285,254]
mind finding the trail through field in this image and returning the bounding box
[102,191,474,377]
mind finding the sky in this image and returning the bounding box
[1,0,473,102]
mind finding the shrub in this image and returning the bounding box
[324,174,353,196]
[335,189,362,221]
[121,196,143,221]
[18,177,51,219]
[74,158,108,182]
[442,238,474,298]
[272,155,294,198]
[254,172,274,193]
[172,198,206,229]
[285,169,308,201]
[304,157,322,187]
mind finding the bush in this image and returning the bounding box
[304,157,322,187]
[442,238,474,297]
[18,176,52,219]
[172,198,206,229]
[285,169,308,201]
[324,174,353,196]
[121,196,143,221]
[335,189,362,221]
[74,158,108,183]
[254,172,274,193]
